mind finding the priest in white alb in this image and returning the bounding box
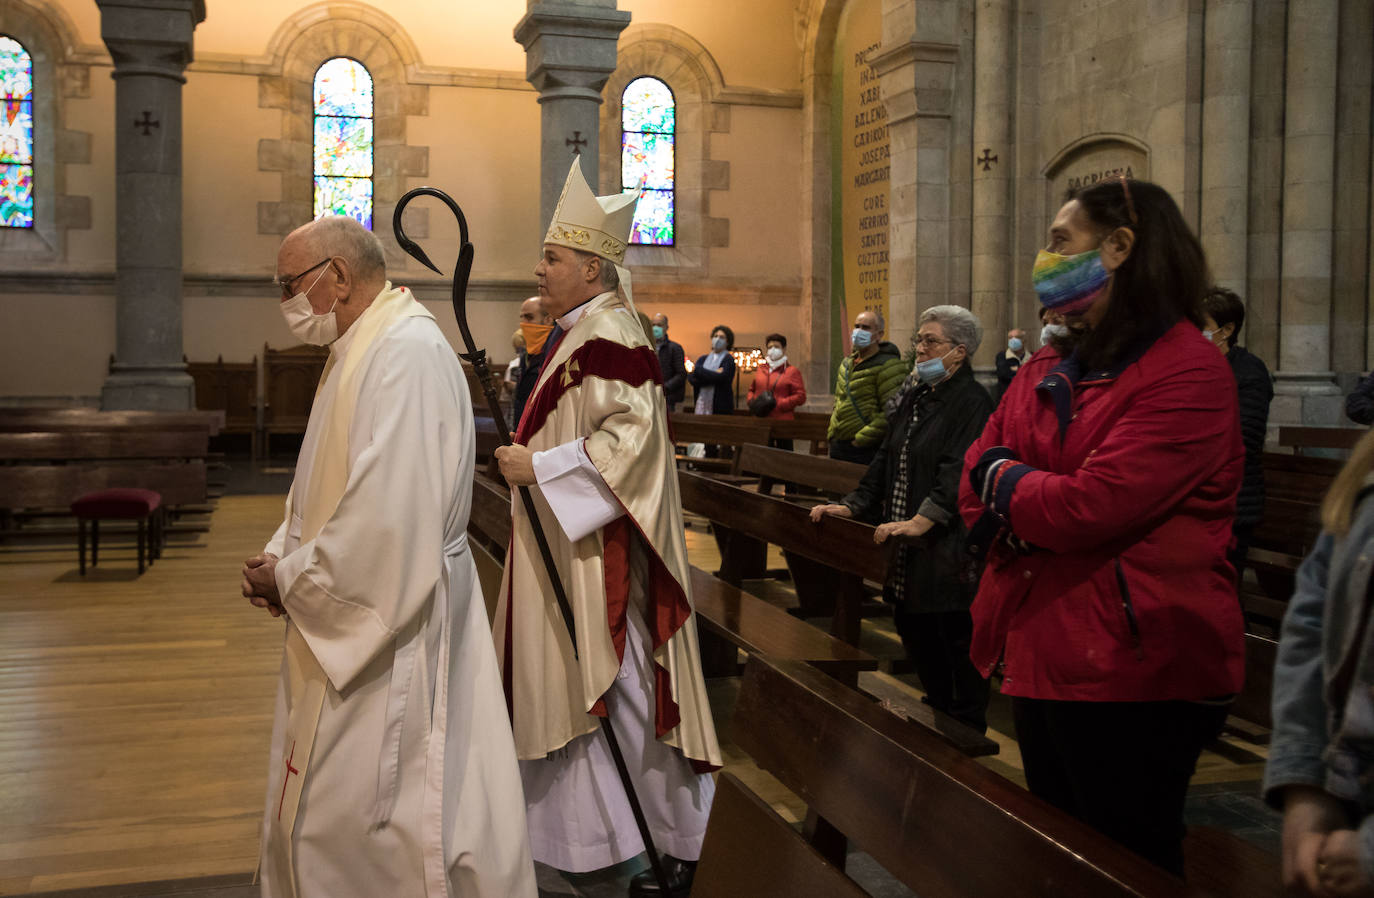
[493,159,722,896]
[240,215,535,898]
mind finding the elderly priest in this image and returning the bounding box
[494,159,722,895]
[240,215,535,897]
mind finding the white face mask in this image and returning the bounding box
[766,347,784,362]
[1040,323,1068,347]
[1201,328,1216,342]
[279,264,338,345]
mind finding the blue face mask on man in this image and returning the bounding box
[1008,337,1024,353]
[851,328,873,350]
[652,325,665,342]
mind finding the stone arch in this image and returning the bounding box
[255,2,428,267]
[0,0,93,261]
[600,24,730,278]
[1042,133,1151,226]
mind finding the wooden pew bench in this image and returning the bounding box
[0,415,212,514]
[678,468,891,647]
[723,653,1279,898]
[733,441,865,499]
[694,772,866,898]
[1277,425,1365,456]
[730,409,832,456]
[0,413,215,548]
[1243,451,1334,627]
[669,412,773,473]
[463,469,877,685]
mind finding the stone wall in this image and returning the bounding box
[0,0,810,403]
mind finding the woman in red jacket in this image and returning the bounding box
[958,178,1245,877]
[746,333,807,448]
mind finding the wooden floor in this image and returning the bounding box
[0,497,284,895]
[0,496,1269,895]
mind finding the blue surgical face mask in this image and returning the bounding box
[851,328,873,349]
[652,325,665,341]
[1008,337,1024,353]
[711,336,726,352]
[916,348,956,385]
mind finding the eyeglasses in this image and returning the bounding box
[274,257,332,298]
[914,335,954,349]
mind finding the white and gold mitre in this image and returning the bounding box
[543,156,640,266]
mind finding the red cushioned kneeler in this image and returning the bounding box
[71,488,163,576]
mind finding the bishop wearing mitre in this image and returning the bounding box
[494,158,722,895]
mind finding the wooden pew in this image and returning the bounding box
[1278,425,1366,455]
[689,566,876,687]
[730,653,1279,898]
[733,442,865,498]
[731,409,832,455]
[693,773,866,898]
[0,408,224,435]
[187,355,260,456]
[678,468,892,647]
[1246,452,1334,617]
[0,413,214,513]
[669,412,773,472]
[262,343,328,458]
[464,469,876,686]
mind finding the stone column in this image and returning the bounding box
[514,1,631,229]
[96,0,205,411]
[1272,0,1340,425]
[970,0,1012,368]
[1199,0,1252,293]
[871,0,959,353]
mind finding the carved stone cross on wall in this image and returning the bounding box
[977,148,998,171]
[566,131,587,154]
[134,110,160,136]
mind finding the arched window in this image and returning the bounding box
[621,76,674,246]
[1,35,34,229]
[313,57,374,229]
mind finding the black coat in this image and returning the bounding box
[992,351,1022,406]
[842,363,992,612]
[688,352,737,414]
[1347,370,1374,426]
[512,325,562,426]
[656,339,687,405]
[1228,345,1273,527]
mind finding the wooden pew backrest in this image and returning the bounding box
[733,655,1200,898]
[694,773,867,898]
[677,469,890,578]
[734,443,865,496]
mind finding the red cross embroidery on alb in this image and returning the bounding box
[276,740,300,820]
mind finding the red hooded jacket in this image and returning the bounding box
[958,319,1246,701]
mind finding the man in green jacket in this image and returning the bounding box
[827,308,909,466]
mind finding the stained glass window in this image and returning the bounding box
[313,57,373,229]
[621,77,674,246]
[1,35,34,229]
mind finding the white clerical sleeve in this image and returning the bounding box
[272,327,463,692]
[532,438,623,543]
[264,517,287,558]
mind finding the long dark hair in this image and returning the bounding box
[1065,179,1209,371]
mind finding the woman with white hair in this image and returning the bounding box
[811,304,994,732]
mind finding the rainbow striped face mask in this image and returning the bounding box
[1031,248,1111,315]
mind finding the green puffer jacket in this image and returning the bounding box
[827,341,909,447]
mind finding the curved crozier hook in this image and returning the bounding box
[393,186,469,274]
[391,186,478,352]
